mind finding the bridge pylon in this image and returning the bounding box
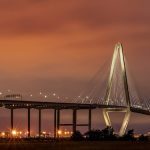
[103,43,131,136]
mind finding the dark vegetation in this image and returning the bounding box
[71,126,150,142]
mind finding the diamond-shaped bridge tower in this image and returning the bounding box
[103,43,131,136]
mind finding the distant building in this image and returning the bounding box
[4,94,22,100]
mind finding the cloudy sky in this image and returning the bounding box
[0,0,150,134]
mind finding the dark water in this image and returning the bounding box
[0,141,149,150]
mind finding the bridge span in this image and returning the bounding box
[0,99,149,138]
[0,99,149,115]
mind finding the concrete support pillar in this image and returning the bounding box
[88,109,92,131]
[38,109,42,137]
[56,109,60,137]
[28,108,31,138]
[11,109,14,131]
[73,109,77,133]
[54,109,57,138]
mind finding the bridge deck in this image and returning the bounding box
[0,99,125,109]
[0,100,149,115]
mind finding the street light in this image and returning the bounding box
[57,130,62,135]
[12,130,17,136]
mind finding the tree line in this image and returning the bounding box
[71,126,149,141]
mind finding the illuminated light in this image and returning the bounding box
[86,96,89,99]
[57,130,62,135]
[53,93,56,96]
[30,94,33,97]
[40,92,42,95]
[25,131,29,135]
[0,92,2,95]
[12,130,17,136]
[42,131,46,134]
[44,95,47,98]
[1,132,5,136]
[19,131,22,135]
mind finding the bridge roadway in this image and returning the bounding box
[0,99,149,138]
[0,99,150,115]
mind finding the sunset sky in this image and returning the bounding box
[0,0,150,134]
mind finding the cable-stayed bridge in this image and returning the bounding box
[0,43,149,137]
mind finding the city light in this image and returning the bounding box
[57,130,62,135]
[56,130,73,137]
[12,130,17,136]
[19,131,22,135]
[0,130,73,138]
[1,132,5,137]
[42,131,46,135]
[86,96,89,99]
